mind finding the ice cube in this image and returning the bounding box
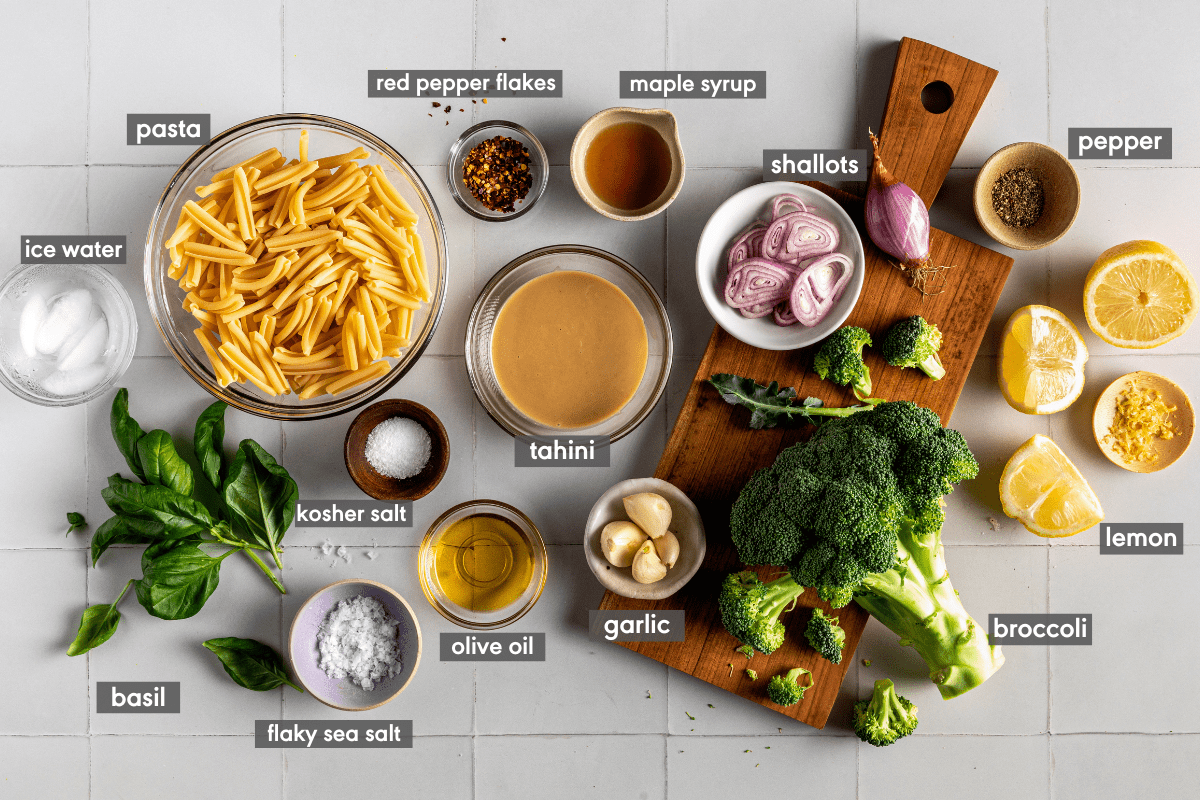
[42,364,107,396]
[19,292,48,358]
[35,289,94,355]
[58,314,109,371]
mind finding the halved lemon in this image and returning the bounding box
[999,434,1104,538]
[1083,240,1198,348]
[998,305,1088,414]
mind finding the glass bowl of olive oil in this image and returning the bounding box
[418,500,548,629]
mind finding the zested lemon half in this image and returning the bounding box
[1000,434,1104,538]
[998,305,1088,414]
[1084,240,1198,348]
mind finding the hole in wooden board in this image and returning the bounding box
[920,81,954,114]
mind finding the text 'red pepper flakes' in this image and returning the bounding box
[462,136,532,213]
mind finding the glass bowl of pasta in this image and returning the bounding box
[145,114,448,420]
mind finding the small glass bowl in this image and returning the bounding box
[418,500,548,630]
[0,263,137,407]
[144,114,448,421]
[447,121,548,221]
[465,245,672,442]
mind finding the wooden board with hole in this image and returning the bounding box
[597,38,1014,729]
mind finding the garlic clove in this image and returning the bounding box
[623,492,672,539]
[600,520,648,568]
[631,540,668,584]
[653,530,680,569]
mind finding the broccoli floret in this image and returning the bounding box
[736,644,754,659]
[766,667,813,706]
[725,399,1004,698]
[852,679,918,746]
[880,315,945,380]
[813,326,873,399]
[718,571,806,655]
[745,668,758,681]
[804,608,846,664]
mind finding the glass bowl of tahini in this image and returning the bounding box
[464,244,672,441]
[418,500,548,629]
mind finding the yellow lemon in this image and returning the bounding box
[998,305,1088,414]
[999,434,1104,538]
[1083,240,1198,348]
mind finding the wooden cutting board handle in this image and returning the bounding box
[876,37,999,208]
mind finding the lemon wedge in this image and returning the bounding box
[999,434,1103,538]
[1084,240,1198,348]
[998,305,1088,414]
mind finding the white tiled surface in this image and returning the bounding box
[1,2,1197,797]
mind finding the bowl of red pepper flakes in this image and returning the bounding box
[447,121,548,221]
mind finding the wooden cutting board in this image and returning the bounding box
[598,39,1014,729]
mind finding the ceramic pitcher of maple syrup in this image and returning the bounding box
[570,107,685,221]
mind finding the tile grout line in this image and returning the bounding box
[84,0,93,795]
[279,3,287,795]
[471,4,479,799]
[280,0,287,114]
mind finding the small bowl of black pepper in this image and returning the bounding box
[973,142,1080,250]
[447,121,548,221]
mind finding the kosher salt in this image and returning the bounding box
[364,416,432,479]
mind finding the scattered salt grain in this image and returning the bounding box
[321,540,335,555]
[316,595,401,690]
[364,416,432,479]
[366,550,378,560]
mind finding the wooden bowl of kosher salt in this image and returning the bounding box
[345,399,450,501]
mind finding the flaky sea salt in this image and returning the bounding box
[364,416,432,479]
[316,595,401,691]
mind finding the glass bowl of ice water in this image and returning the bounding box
[0,264,138,407]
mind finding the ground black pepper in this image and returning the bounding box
[462,136,532,212]
[991,166,1045,228]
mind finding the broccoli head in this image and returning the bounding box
[725,399,1004,698]
[852,679,918,746]
[718,571,806,655]
[813,326,873,399]
[880,315,945,380]
[766,667,813,707]
[804,608,846,664]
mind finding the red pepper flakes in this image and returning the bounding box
[462,135,532,213]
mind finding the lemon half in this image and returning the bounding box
[999,434,1104,538]
[1084,240,1198,349]
[999,305,1088,414]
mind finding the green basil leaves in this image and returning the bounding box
[202,637,303,693]
[68,390,298,657]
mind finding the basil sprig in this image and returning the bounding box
[67,389,297,655]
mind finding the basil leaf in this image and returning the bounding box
[102,475,216,538]
[136,430,195,498]
[202,637,303,693]
[91,515,163,566]
[66,511,87,537]
[193,401,227,491]
[66,580,132,656]
[223,440,298,559]
[110,388,147,482]
[134,545,225,620]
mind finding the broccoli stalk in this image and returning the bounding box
[880,315,945,380]
[813,326,874,400]
[718,571,806,655]
[853,679,918,746]
[766,667,813,706]
[853,517,1003,698]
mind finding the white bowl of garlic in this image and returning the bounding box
[583,477,706,600]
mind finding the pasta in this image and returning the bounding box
[166,131,431,398]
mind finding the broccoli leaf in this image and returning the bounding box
[708,374,876,429]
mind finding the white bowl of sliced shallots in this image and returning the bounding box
[695,181,865,351]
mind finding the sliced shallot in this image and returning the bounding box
[726,223,767,271]
[761,210,840,265]
[724,257,796,309]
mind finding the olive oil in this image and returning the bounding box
[431,514,535,612]
[584,121,673,211]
